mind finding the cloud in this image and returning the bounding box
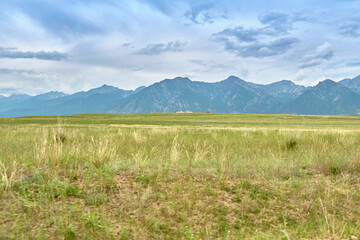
[222,37,299,58]
[0,88,17,93]
[214,27,262,43]
[1,0,360,93]
[135,41,186,55]
[213,12,298,58]
[184,2,215,24]
[137,0,176,15]
[0,1,106,41]
[188,59,227,71]
[0,68,35,75]
[299,42,334,68]
[346,60,360,67]
[0,68,62,81]
[259,12,292,34]
[214,12,293,41]
[339,22,360,37]
[132,66,144,72]
[0,47,69,61]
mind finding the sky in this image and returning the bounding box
[1,0,360,95]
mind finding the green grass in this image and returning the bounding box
[0,113,360,239]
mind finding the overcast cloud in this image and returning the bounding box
[1,0,360,95]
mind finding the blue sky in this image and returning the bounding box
[1,0,360,95]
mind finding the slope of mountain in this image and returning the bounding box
[262,80,307,102]
[43,85,139,115]
[0,92,66,114]
[0,94,31,113]
[109,76,280,114]
[0,85,143,117]
[207,76,280,113]
[109,77,208,113]
[339,75,360,94]
[134,86,146,93]
[30,91,68,101]
[281,80,360,114]
[18,92,68,110]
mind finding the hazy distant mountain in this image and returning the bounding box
[339,75,360,94]
[281,80,360,114]
[1,75,360,117]
[0,94,31,113]
[109,76,280,114]
[262,80,307,103]
[16,92,68,110]
[32,91,68,101]
[109,77,209,113]
[0,85,143,117]
[0,92,65,114]
[207,76,279,113]
[42,85,141,115]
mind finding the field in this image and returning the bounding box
[0,113,360,239]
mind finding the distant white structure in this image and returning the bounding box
[176,110,192,113]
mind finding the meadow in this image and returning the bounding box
[0,113,359,239]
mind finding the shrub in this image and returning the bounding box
[330,166,341,175]
[55,133,66,144]
[285,138,297,150]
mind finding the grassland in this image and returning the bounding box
[0,113,360,239]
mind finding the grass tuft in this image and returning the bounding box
[55,133,66,144]
[329,166,342,175]
[285,138,298,150]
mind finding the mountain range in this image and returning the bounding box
[1,75,360,117]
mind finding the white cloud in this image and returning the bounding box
[299,42,334,68]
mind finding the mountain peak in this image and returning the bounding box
[158,77,192,86]
[99,84,115,89]
[6,94,31,101]
[167,77,191,82]
[221,76,246,85]
[10,93,30,97]
[278,80,294,85]
[266,80,297,87]
[33,91,67,100]
[263,79,306,103]
[339,75,360,94]
[317,79,337,86]
[311,79,352,99]
[313,80,342,93]
[224,75,241,81]
[88,84,120,94]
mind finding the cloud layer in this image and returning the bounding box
[1,0,360,95]
[0,47,68,61]
[299,42,334,69]
[212,12,299,58]
[135,41,186,55]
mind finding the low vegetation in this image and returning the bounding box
[0,113,360,239]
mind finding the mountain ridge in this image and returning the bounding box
[280,79,360,115]
[1,75,360,117]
